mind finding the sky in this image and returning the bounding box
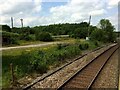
[0,0,119,31]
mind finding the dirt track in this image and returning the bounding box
[0,42,64,51]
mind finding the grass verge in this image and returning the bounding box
[2,39,103,87]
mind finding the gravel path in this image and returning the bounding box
[31,44,116,88]
[92,48,118,88]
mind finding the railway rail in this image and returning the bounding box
[57,44,119,89]
[23,44,118,89]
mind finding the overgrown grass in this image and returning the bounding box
[2,39,103,87]
[3,38,76,47]
[2,43,81,87]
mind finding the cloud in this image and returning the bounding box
[89,9,106,16]
[0,0,42,15]
[49,0,107,24]
[0,0,118,30]
[107,0,119,9]
[0,0,42,27]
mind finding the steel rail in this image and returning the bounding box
[57,44,118,89]
[23,44,113,90]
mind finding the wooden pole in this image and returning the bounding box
[10,63,14,84]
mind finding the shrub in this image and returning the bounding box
[2,25,11,32]
[2,31,19,45]
[93,40,100,47]
[56,43,69,50]
[19,44,81,73]
[36,32,53,41]
[20,34,36,41]
[79,42,89,50]
[29,51,48,73]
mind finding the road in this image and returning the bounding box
[0,42,65,51]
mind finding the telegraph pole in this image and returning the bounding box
[20,19,23,28]
[11,17,13,28]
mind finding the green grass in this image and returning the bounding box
[2,43,81,87]
[2,39,103,87]
[2,38,76,47]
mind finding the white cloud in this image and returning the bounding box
[108,0,119,6]
[49,0,106,24]
[0,0,42,15]
[0,0,42,27]
[89,9,106,16]
[0,0,118,29]
[107,0,119,9]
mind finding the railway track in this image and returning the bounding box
[23,44,118,89]
[57,44,119,89]
[23,44,107,89]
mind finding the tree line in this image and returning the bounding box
[2,19,117,45]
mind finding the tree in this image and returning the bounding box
[98,19,116,42]
[90,29,106,42]
[72,28,88,39]
[2,31,19,45]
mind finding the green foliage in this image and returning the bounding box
[33,22,89,36]
[93,40,100,47]
[2,31,19,45]
[56,43,69,50]
[79,42,89,50]
[2,39,103,87]
[90,29,106,42]
[20,34,36,41]
[27,50,48,73]
[72,28,88,39]
[12,27,35,34]
[98,19,116,42]
[36,32,53,41]
[2,25,11,32]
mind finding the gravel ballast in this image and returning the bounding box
[30,44,116,88]
[92,48,118,88]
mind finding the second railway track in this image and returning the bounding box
[58,44,119,89]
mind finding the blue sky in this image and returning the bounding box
[0,0,119,31]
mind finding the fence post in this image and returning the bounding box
[10,63,14,84]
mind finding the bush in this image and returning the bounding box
[93,40,100,47]
[2,25,11,32]
[79,43,89,50]
[20,34,36,41]
[36,32,53,41]
[19,44,81,74]
[21,50,48,73]
[56,43,69,50]
[2,31,19,45]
